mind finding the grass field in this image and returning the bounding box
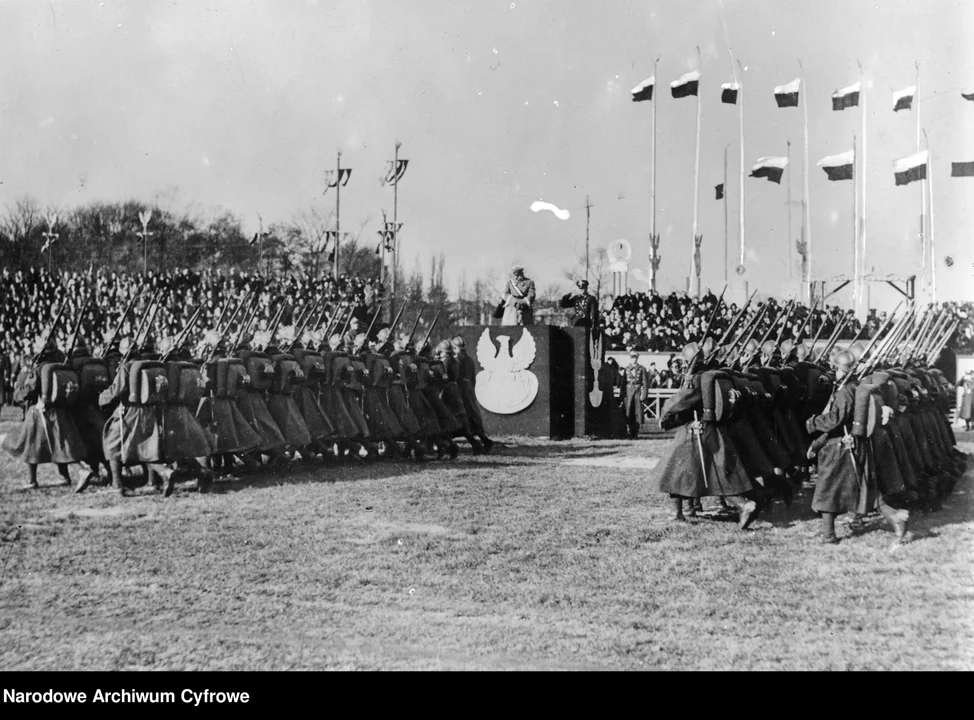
[1,405,972,671]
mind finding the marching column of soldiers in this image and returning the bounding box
[1,283,493,497]
[655,291,966,551]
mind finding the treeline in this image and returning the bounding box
[0,194,571,332]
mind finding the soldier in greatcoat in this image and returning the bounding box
[2,337,86,489]
[654,342,758,528]
[805,350,911,548]
[622,349,649,439]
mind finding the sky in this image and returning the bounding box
[1,0,973,307]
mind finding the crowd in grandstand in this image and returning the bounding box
[600,288,974,354]
[0,268,383,405]
[2,269,973,410]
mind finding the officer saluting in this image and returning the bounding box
[559,279,598,328]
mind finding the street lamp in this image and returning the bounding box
[136,210,153,275]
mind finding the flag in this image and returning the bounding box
[720,82,739,104]
[817,150,855,181]
[249,233,258,246]
[962,91,974,101]
[670,71,700,99]
[715,184,724,200]
[831,81,861,111]
[749,157,788,184]
[892,85,916,112]
[631,76,654,102]
[951,161,974,177]
[893,150,928,185]
[773,78,800,107]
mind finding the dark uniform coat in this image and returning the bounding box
[654,373,753,498]
[2,360,87,465]
[806,381,875,515]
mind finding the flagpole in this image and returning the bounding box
[858,61,867,318]
[916,62,927,301]
[393,141,404,321]
[787,139,792,279]
[652,55,659,242]
[853,132,859,313]
[690,47,702,298]
[737,59,745,274]
[924,128,936,303]
[724,144,729,285]
[800,60,812,304]
[334,150,342,280]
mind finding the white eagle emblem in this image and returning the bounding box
[475,328,539,414]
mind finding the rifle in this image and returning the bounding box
[867,306,912,370]
[417,310,442,351]
[30,298,70,367]
[815,313,850,364]
[683,285,727,381]
[404,309,424,348]
[387,302,408,338]
[915,309,949,363]
[791,296,822,346]
[65,289,95,358]
[229,292,262,353]
[721,300,769,365]
[265,302,290,346]
[742,300,793,367]
[926,318,958,365]
[900,306,936,364]
[286,296,323,350]
[161,304,206,362]
[872,304,916,368]
[363,300,385,342]
[773,299,798,347]
[852,301,903,377]
[705,290,756,364]
[101,292,140,358]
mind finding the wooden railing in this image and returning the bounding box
[642,388,679,422]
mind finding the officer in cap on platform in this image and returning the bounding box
[559,279,598,328]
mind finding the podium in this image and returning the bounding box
[457,325,592,439]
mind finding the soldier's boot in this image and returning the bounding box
[671,496,687,523]
[410,438,426,461]
[109,458,131,496]
[434,439,446,460]
[881,500,913,552]
[56,463,73,487]
[723,495,759,530]
[196,456,214,492]
[849,514,865,533]
[74,465,96,494]
[819,512,839,544]
[469,436,485,455]
[448,440,461,460]
[23,463,39,490]
[479,436,495,454]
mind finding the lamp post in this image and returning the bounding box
[137,210,153,276]
[41,214,59,274]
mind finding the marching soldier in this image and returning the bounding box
[434,339,484,454]
[2,336,87,489]
[655,342,759,528]
[450,336,494,453]
[805,350,912,548]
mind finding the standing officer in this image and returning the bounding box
[622,349,649,439]
[559,280,598,328]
